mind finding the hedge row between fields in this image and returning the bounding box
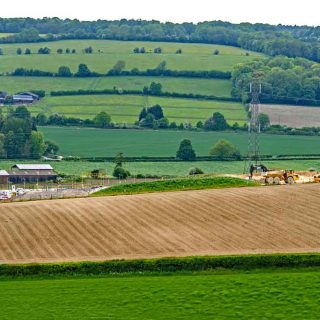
[11,68,232,79]
[1,254,320,278]
[49,88,238,102]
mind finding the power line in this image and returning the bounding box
[244,78,262,174]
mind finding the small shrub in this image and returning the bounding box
[113,166,130,179]
[189,167,204,175]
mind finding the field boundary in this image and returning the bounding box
[49,88,238,102]
[1,253,320,278]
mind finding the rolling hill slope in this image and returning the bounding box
[1,183,319,264]
[0,76,232,97]
[0,39,262,73]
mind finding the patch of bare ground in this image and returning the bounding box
[0,184,320,264]
[260,104,320,128]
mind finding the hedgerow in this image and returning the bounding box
[1,254,320,278]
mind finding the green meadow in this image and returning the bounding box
[0,76,232,97]
[21,94,245,125]
[39,127,320,157]
[1,159,320,177]
[1,270,320,319]
[0,39,262,73]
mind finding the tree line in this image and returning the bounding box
[0,18,319,62]
[11,61,231,80]
[0,106,58,159]
[49,85,237,103]
[232,55,320,105]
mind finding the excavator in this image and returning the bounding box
[249,164,299,185]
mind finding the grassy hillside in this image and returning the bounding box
[0,76,232,97]
[92,176,257,196]
[22,95,245,125]
[0,39,262,73]
[1,270,320,319]
[39,127,320,157]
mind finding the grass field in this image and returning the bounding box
[0,33,13,38]
[93,176,257,196]
[1,270,320,319]
[22,95,245,125]
[0,39,262,73]
[1,159,320,177]
[0,76,232,97]
[39,127,320,157]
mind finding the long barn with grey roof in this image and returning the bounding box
[8,164,57,183]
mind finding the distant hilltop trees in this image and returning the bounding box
[0,19,318,62]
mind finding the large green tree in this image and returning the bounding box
[58,66,72,77]
[176,139,196,161]
[209,139,240,160]
[93,112,111,128]
[30,132,46,159]
[204,112,228,131]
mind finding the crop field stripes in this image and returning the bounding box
[1,184,320,264]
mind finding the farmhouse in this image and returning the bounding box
[9,164,57,183]
[12,92,39,105]
[0,91,8,104]
[0,170,9,184]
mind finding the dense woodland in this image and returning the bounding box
[0,107,54,159]
[232,56,320,104]
[0,18,319,62]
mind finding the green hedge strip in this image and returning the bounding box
[1,254,320,278]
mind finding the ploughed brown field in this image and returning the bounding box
[260,104,320,128]
[0,184,320,264]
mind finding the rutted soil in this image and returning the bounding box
[0,184,320,264]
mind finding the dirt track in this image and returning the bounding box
[0,184,320,264]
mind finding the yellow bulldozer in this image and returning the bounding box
[249,165,299,185]
[262,169,299,185]
[314,174,320,183]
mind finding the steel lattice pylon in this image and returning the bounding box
[244,80,262,174]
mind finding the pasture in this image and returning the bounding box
[26,95,246,125]
[1,159,320,177]
[0,76,232,97]
[1,270,320,319]
[0,39,262,73]
[39,127,320,157]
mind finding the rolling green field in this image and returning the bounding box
[0,39,262,73]
[39,127,320,157]
[0,76,232,97]
[0,33,13,38]
[1,159,320,177]
[23,95,245,125]
[93,176,257,196]
[1,270,320,319]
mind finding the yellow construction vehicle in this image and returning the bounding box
[314,174,320,183]
[263,169,299,185]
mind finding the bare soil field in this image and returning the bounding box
[0,184,320,264]
[260,104,320,128]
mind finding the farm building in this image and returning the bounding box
[12,92,39,105]
[0,91,8,104]
[9,164,57,183]
[0,170,9,184]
